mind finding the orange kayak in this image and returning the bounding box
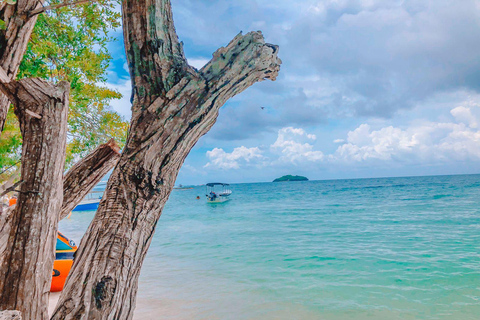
[51,232,78,292]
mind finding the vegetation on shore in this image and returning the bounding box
[273,175,309,182]
[0,0,127,181]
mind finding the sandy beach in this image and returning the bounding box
[48,293,61,317]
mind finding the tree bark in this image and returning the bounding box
[0,310,22,320]
[60,139,121,220]
[0,0,44,133]
[0,78,69,320]
[52,1,281,319]
[0,139,120,281]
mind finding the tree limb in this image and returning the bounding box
[123,0,192,105]
[53,2,281,317]
[0,180,23,197]
[0,168,19,190]
[59,138,120,220]
[28,0,96,17]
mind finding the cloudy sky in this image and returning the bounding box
[106,0,480,185]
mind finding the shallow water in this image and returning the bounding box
[59,174,480,319]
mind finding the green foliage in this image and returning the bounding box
[0,105,21,181]
[1,0,128,171]
[66,83,128,164]
[273,175,309,182]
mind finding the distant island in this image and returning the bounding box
[273,175,309,182]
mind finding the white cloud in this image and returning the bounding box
[334,124,417,162]
[271,127,324,164]
[104,78,132,119]
[333,106,480,163]
[201,102,480,177]
[450,106,477,128]
[205,146,264,169]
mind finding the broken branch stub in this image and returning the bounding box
[0,78,69,320]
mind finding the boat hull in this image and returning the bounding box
[72,200,100,212]
[207,197,231,203]
[51,232,77,292]
[51,251,75,292]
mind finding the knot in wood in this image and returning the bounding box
[93,276,116,310]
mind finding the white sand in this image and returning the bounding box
[48,292,61,316]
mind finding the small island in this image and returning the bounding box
[273,175,309,182]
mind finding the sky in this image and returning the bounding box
[105,0,480,185]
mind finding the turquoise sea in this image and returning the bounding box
[59,174,480,320]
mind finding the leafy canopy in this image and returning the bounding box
[1,0,128,178]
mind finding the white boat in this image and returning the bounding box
[206,183,232,203]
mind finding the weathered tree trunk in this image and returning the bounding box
[0,138,120,266]
[52,1,281,319]
[0,139,120,254]
[0,78,69,319]
[60,139,121,220]
[0,0,44,133]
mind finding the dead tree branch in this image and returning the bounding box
[52,0,281,319]
[60,138,120,220]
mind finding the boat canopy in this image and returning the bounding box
[206,182,229,187]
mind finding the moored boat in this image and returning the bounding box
[206,183,232,203]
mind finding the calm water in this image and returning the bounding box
[59,174,480,319]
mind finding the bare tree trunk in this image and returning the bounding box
[52,1,281,319]
[0,138,120,293]
[0,1,44,133]
[60,139,121,220]
[0,78,69,319]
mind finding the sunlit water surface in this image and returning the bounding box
[59,174,480,319]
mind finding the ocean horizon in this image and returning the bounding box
[59,173,480,319]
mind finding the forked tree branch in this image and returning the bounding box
[52,1,281,318]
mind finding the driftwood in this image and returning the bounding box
[60,139,120,220]
[0,1,44,133]
[0,78,69,319]
[52,1,281,319]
